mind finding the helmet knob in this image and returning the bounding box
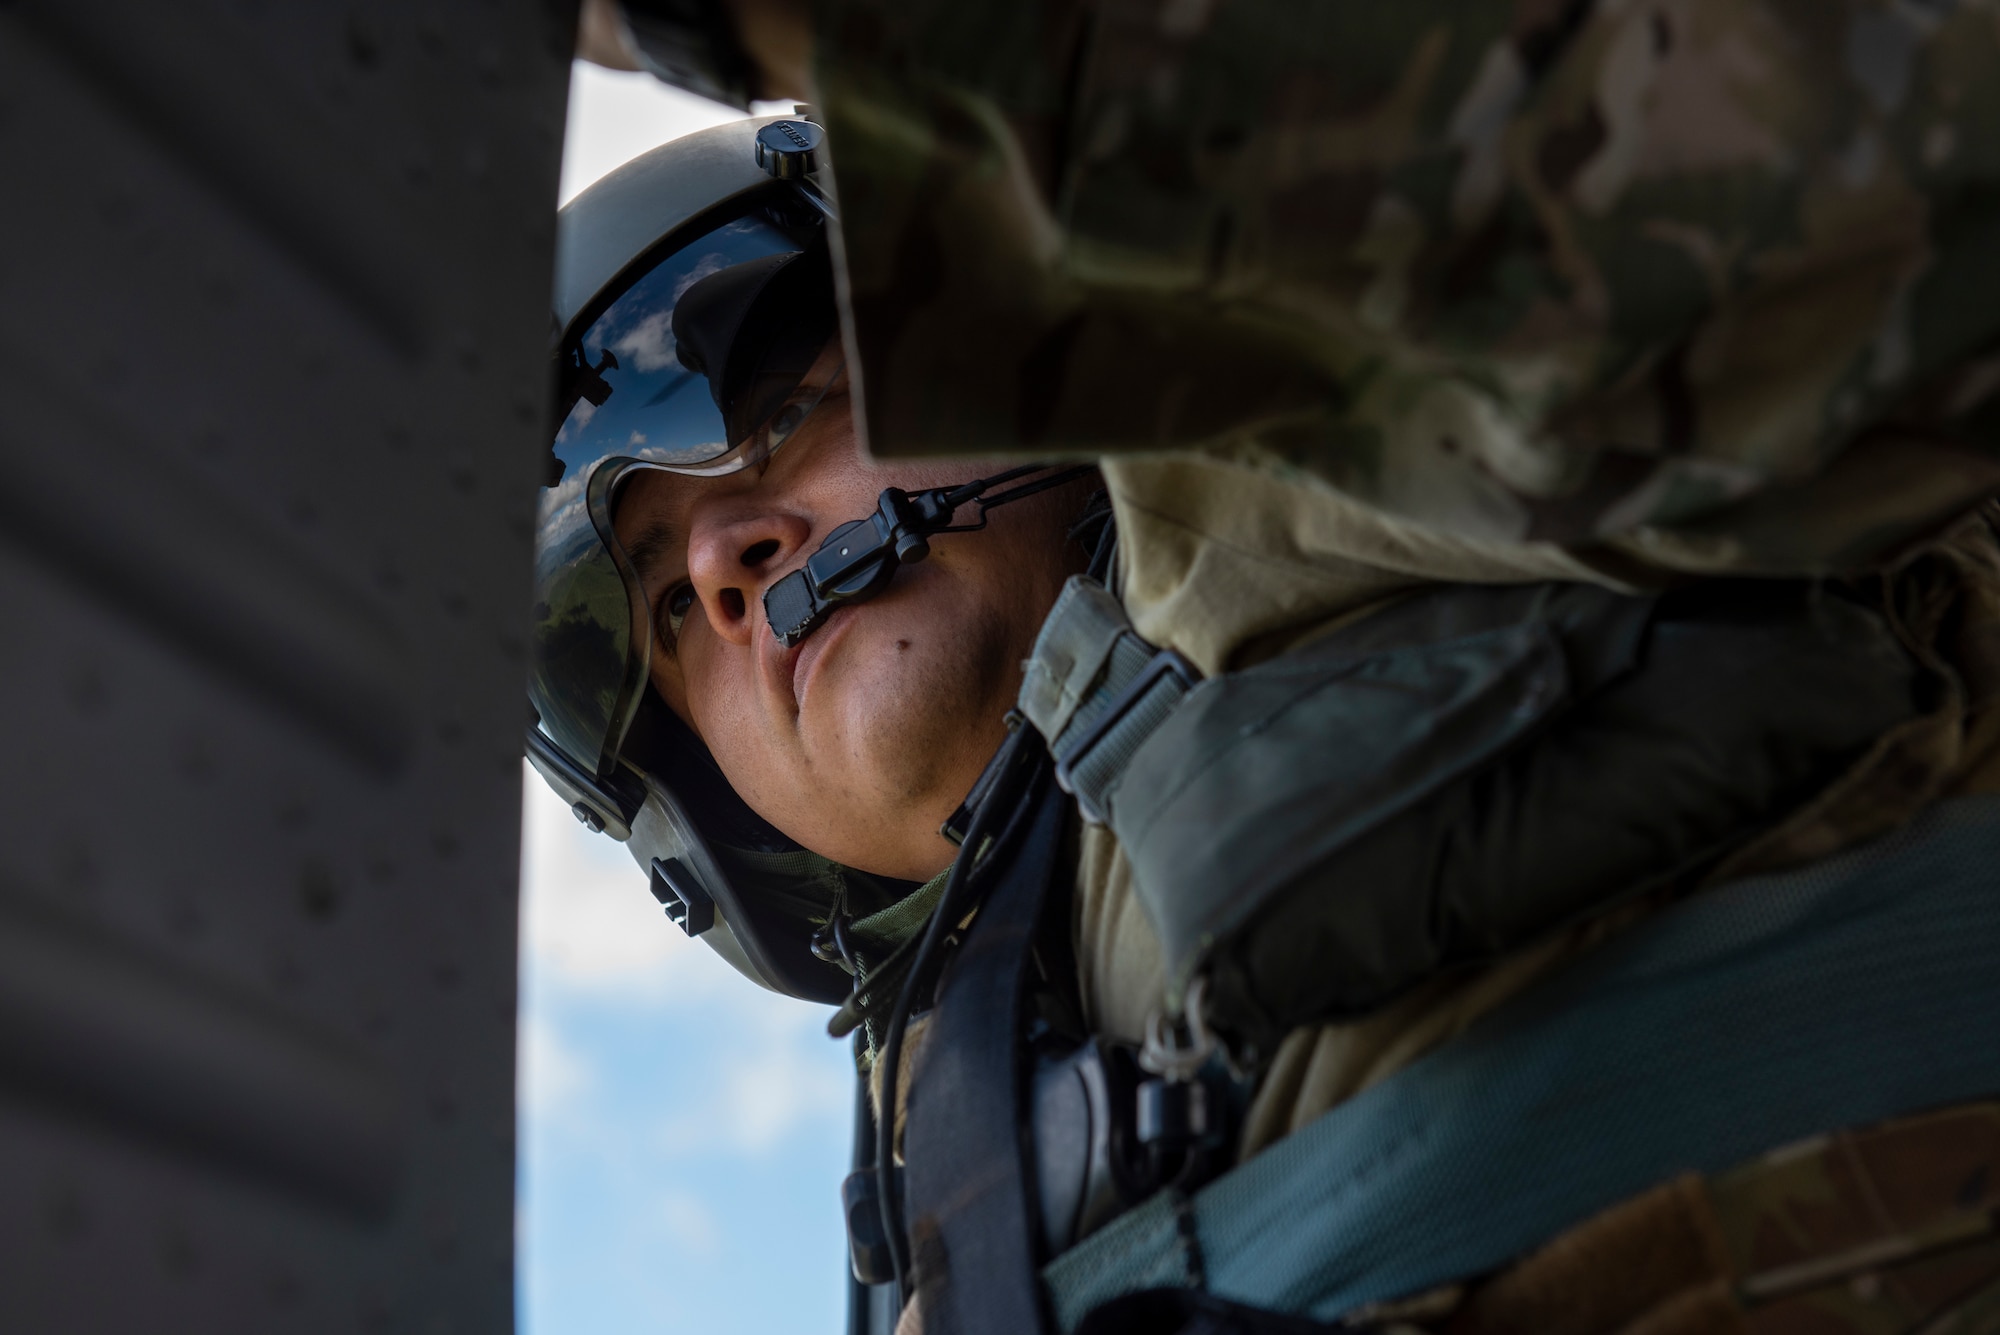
[755,120,824,180]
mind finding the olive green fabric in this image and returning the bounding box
[1113,581,1921,1057]
[813,0,2000,575]
[1027,551,1927,1059]
[1075,494,2000,1161]
[851,865,952,961]
[842,865,951,1070]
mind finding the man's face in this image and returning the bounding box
[612,384,1085,881]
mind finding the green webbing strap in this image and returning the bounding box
[1018,577,1199,824]
[1042,794,2000,1328]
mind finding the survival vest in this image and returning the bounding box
[881,568,1995,1335]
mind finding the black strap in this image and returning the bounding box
[900,773,1068,1335]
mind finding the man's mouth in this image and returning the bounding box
[777,602,854,711]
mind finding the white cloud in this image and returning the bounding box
[522,761,855,1164]
[605,307,680,373]
[519,764,738,1003]
[594,249,732,375]
[653,983,851,1159]
[554,396,597,444]
[519,1011,591,1117]
[715,1047,850,1154]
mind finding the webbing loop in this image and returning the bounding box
[1019,576,1201,825]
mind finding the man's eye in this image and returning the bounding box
[663,584,697,642]
[768,401,807,443]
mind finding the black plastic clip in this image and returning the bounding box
[841,1167,897,1285]
[1054,646,1201,826]
[648,857,714,937]
[1136,1076,1218,1152]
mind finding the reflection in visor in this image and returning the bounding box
[530,210,827,780]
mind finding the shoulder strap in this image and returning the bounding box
[1043,793,2000,1329]
[900,773,1069,1335]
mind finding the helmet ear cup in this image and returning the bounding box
[618,690,799,855]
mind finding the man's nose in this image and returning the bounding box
[684,507,813,646]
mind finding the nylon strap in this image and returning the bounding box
[1018,576,1198,825]
[901,771,1068,1335]
[1042,793,2000,1329]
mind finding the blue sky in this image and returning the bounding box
[519,66,855,1335]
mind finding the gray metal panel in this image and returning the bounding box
[0,2,567,1330]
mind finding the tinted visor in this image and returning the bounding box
[530,210,837,777]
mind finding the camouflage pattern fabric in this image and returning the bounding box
[1354,1101,2000,1335]
[813,0,2000,573]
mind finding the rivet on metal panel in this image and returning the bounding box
[266,948,303,992]
[299,859,341,921]
[346,18,384,71]
[373,554,408,594]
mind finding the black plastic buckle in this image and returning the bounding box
[648,857,715,937]
[1053,645,1200,826]
[840,1166,897,1285]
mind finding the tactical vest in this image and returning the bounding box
[882,569,1996,1335]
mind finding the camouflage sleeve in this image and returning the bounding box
[813,0,2000,573]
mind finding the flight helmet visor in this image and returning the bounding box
[530,208,838,780]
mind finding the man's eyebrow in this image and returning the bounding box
[621,519,678,588]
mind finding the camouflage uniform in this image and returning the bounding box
[802,2,2000,1329]
[814,0,2000,573]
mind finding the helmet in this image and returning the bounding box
[527,116,905,1003]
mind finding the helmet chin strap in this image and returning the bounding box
[762,464,1094,648]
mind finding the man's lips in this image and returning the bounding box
[768,601,854,712]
